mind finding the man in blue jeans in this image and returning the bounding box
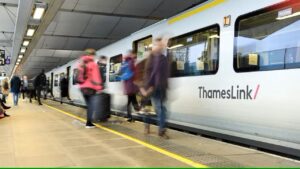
[10,75,22,106]
[140,37,170,139]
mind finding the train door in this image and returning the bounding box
[66,66,71,98]
[50,72,54,95]
[133,36,154,113]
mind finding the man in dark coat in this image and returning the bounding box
[34,69,47,105]
[10,75,22,106]
[60,76,71,104]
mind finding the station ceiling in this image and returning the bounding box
[1,0,207,78]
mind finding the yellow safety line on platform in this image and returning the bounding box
[168,0,227,24]
[44,103,208,168]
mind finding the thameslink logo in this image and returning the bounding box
[198,85,260,100]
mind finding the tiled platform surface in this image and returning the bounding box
[0,98,299,167]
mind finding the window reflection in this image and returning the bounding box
[235,1,300,72]
[168,25,219,77]
[109,54,122,82]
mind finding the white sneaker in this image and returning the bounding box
[85,124,96,129]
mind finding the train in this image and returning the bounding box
[45,0,300,157]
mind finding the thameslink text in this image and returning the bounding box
[198,85,258,100]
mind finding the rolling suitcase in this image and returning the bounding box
[92,93,111,122]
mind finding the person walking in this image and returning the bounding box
[10,75,22,106]
[140,37,170,139]
[34,70,47,105]
[21,76,28,99]
[60,75,71,104]
[118,50,140,122]
[1,78,9,103]
[77,48,103,128]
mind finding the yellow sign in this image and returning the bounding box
[249,53,258,66]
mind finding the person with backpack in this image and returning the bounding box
[34,70,47,105]
[1,78,9,103]
[77,48,103,128]
[10,75,22,106]
[140,37,170,139]
[118,50,140,122]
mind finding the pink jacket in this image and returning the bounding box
[78,55,103,91]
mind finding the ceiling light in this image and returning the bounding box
[33,7,45,20]
[209,34,220,39]
[16,62,19,65]
[18,55,23,59]
[17,59,21,62]
[26,28,35,36]
[23,40,30,46]
[20,47,26,53]
[168,44,184,50]
[276,11,300,20]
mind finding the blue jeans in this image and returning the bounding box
[83,94,94,125]
[144,89,167,133]
[13,92,19,105]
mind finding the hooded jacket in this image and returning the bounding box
[78,55,103,91]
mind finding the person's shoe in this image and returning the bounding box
[159,130,170,139]
[127,119,135,122]
[85,123,96,129]
[4,112,10,117]
[1,102,11,109]
[39,103,43,106]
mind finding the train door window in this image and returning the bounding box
[54,74,59,86]
[168,25,220,77]
[72,68,78,85]
[59,73,65,86]
[234,0,300,72]
[109,54,122,82]
[133,36,152,59]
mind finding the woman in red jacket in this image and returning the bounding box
[78,48,103,128]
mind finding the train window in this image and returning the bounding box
[59,73,65,86]
[109,54,122,82]
[54,74,59,86]
[168,25,219,77]
[133,36,152,59]
[72,69,78,85]
[234,0,300,72]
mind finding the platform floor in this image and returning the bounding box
[1,98,300,167]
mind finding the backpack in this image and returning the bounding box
[119,61,133,81]
[75,62,88,84]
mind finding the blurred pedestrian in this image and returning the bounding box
[21,76,28,100]
[118,50,140,122]
[60,75,71,104]
[77,48,103,128]
[34,69,47,105]
[10,75,22,106]
[1,78,9,103]
[97,56,107,86]
[140,37,170,139]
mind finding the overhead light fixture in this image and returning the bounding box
[20,47,26,53]
[33,7,46,20]
[17,59,21,62]
[277,11,300,20]
[168,44,183,50]
[23,40,30,46]
[16,62,19,65]
[209,34,220,39]
[18,55,23,59]
[26,28,35,36]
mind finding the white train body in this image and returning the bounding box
[46,0,300,156]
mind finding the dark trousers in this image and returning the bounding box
[22,88,27,99]
[36,88,42,104]
[83,94,93,125]
[127,94,139,120]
